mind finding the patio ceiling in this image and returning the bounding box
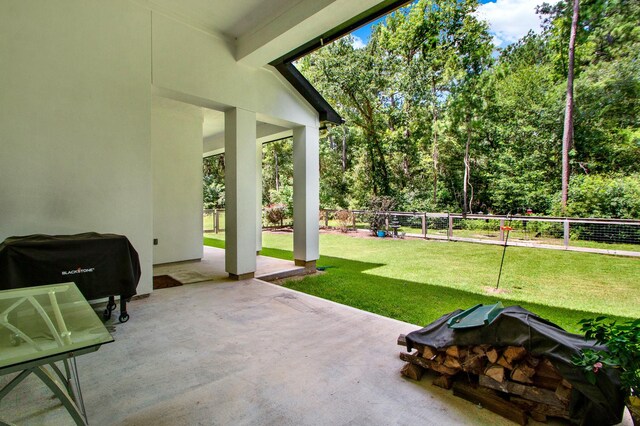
[147,0,411,67]
[202,109,293,157]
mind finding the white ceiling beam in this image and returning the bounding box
[203,124,293,157]
[236,0,383,67]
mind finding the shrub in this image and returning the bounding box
[264,204,287,226]
[203,177,225,209]
[459,218,501,232]
[268,184,293,219]
[554,174,640,219]
[573,317,640,401]
[335,209,352,233]
[365,196,396,233]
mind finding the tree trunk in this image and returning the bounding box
[561,0,579,211]
[274,151,279,191]
[327,130,335,150]
[403,155,410,180]
[203,157,213,176]
[367,143,378,195]
[341,129,347,172]
[463,113,472,215]
[432,78,439,204]
[373,138,390,195]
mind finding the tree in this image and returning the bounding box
[262,139,293,205]
[480,33,563,214]
[299,37,392,198]
[203,155,226,209]
[445,5,493,213]
[290,0,639,218]
[561,0,580,211]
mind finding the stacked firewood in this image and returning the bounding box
[398,334,572,425]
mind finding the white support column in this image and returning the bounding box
[224,108,257,280]
[256,138,263,253]
[293,125,320,271]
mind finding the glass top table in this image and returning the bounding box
[0,282,114,425]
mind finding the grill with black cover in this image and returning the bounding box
[0,233,141,322]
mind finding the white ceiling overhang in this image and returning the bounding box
[146,0,395,67]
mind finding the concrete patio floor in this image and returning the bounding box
[1,253,633,425]
[153,246,306,284]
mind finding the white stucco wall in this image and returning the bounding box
[0,0,154,295]
[0,0,321,295]
[151,98,204,265]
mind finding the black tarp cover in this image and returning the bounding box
[405,306,625,425]
[0,233,140,300]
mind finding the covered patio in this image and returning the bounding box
[1,272,517,425]
[5,1,634,425]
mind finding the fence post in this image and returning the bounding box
[352,210,356,230]
[325,210,329,228]
[564,219,570,248]
[448,213,453,239]
[422,213,427,239]
[385,214,389,232]
[499,219,505,241]
[214,209,219,234]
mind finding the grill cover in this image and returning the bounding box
[405,306,625,426]
[0,233,140,300]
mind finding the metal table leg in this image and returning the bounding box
[0,361,88,426]
[32,365,87,425]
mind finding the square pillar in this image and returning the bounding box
[224,108,257,280]
[293,125,319,271]
[256,138,263,253]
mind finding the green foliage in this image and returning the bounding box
[268,184,293,219]
[262,139,293,205]
[295,0,639,218]
[264,204,287,226]
[319,126,352,209]
[554,174,640,218]
[573,317,640,397]
[203,0,639,219]
[203,174,225,209]
[365,196,397,232]
[299,0,494,211]
[203,155,226,209]
[334,209,352,233]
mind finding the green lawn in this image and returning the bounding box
[204,232,639,333]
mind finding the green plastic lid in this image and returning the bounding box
[447,302,504,329]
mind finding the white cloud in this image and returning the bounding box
[350,35,367,49]
[476,0,546,48]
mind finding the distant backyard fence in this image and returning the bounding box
[319,209,640,257]
[204,208,640,256]
[203,209,225,233]
[203,209,293,234]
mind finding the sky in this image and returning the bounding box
[350,0,546,49]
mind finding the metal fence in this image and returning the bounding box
[319,209,640,257]
[203,209,225,233]
[205,208,640,256]
[203,208,293,233]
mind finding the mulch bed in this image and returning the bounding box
[320,228,388,239]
